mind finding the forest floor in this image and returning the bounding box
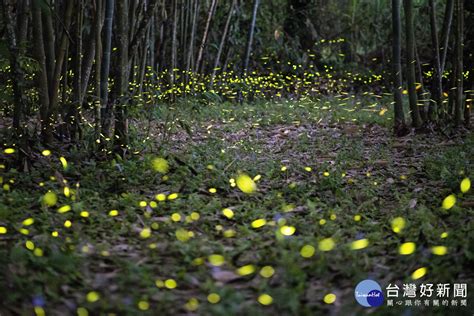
[0,98,473,315]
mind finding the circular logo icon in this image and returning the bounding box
[354,279,384,307]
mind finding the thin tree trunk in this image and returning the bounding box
[32,0,52,142]
[100,0,115,134]
[415,45,428,122]
[195,0,217,74]
[210,0,235,88]
[49,0,74,129]
[391,0,406,134]
[170,0,178,90]
[243,0,260,74]
[113,0,130,150]
[185,0,199,81]
[69,0,84,139]
[1,0,28,132]
[428,0,441,121]
[169,0,178,101]
[42,0,55,88]
[440,0,454,73]
[454,0,463,126]
[95,0,104,134]
[403,0,422,128]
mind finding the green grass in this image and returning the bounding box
[0,97,473,315]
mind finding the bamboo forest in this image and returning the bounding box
[0,0,473,315]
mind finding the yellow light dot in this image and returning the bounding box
[399,242,416,255]
[440,232,448,238]
[251,218,266,228]
[155,193,166,201]
[222,208,234,219]
[76,307,88,316]
[59,156,68,169]
[58,205,71,213]
[207,293,221,304]
[208,254,225,266]
[164,279,177,289]
[151,157,169,173]
[43,191,58,207]
[323,293,336,304]
[223,229,236,238]
[260,266,275,278]
[22,218,34,226]
[149,201,157,208]
[411,267,427,280]
[319,219,326,225]
[80,211,89,218]
[253,174,262,181]
[34,307,46,316]
[25,240,35,250]
[168,193,179,200]
[323,171,330,177]
[138,300,149,310]
[64,220,72,228]
[441,194,456,210]
[318,238,335,251]
[300,245,316,258]
[391,217,406,233]
[140,227,151,239]
[155,279,164,288]
[460,178,471,193]
[139,201,147,207]
[185,298,199,311]
[190,212,200,221]
[19,228,29,235]
[281,166,287,172]
[51,231,59,237]
[171,213,181,222]
[330,214,337,220]
[86,291,100,303]
[0,226,7,234]
[431,246,448,255]
[4,148,15,154]
[304,166,312,172]
[237,264,255,276]
[258,294,273,305]
[33,248,43,256]
[209,188,217,193]
[354,215,361,221]
[350,238,369,250]
[280,225,296,236]
[42,150,51,156]
[236,173,257,193]
[63,186,71,197]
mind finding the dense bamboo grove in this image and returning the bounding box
[0,0,472,152]
[0,1,473,315]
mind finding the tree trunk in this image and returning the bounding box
[391,0,406,134]
[32,0,52,143]
[100,0,115,135]
[185,0,199,82]
[243,0,260,74]
[440,0,454,73]
[403,0,422,128]
[428,0,441,121]
[195,0,217,74]
[454,0,463,126]
[1,0,28,133]
[113,0,130,150]
[210,0,235,88]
